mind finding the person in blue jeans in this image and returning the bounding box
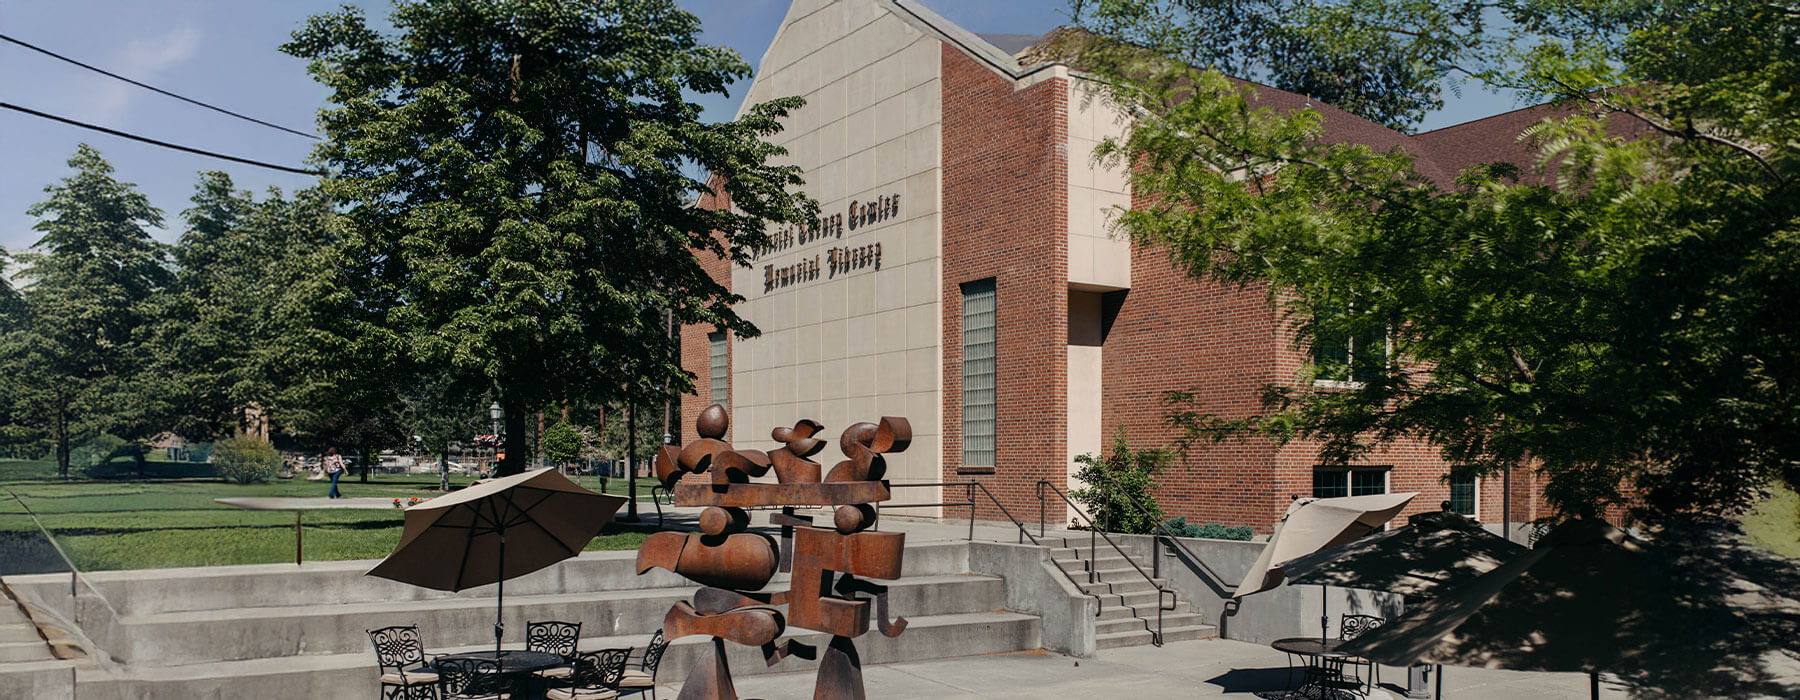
[324,448,345,498]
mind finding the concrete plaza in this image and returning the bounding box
[670,637,1626,699]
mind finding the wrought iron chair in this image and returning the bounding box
[617,628,668,700]
[437,657,508,700]
[546,647,631,700]
[526,620,583,680]
[1339,613,1386,692]
[368,625,441,700]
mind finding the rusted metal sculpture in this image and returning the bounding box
[635,404,909,700]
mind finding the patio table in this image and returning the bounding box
[1271,636,1363,698]
[435,649,567,699]
[213,497,402,565]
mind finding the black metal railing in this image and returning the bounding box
[1036,480,1177,646]
[880,481,1103,617]
[1106,486,1238,599]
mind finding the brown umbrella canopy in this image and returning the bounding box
[1234,492,1419,598]
[1280,510,1525,599]
[369,468,625,591]
[1340,518,1800,699]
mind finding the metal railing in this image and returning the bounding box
[1036,480,1178,646]
[5,489,120,626]
[879,481,1103,617]
[1105,485,1239,600]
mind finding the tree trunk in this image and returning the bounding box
[132,443,149,477]
[54,412,70,480]
[439,452,450,492]
[499,399,528,477]
[359,445,373,483]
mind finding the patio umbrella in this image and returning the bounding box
[1280,509,1525,599]
[1279,509,1526,697]
[1234,492,1418,644]
[368,468,626,656]
[1338,517,1800,700]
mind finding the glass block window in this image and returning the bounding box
[961,279,997,468]
[1313,467,1390,499]
[1449,474,1477,517]
[707,331,728,410]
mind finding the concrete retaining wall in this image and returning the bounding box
[967,541,1097,657]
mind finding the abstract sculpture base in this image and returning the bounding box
[677,637,738,700]
[814,636,865,700]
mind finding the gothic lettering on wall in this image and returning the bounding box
[751,191,900,261]
[755,190,900,294]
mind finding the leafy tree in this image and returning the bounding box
[1069,432,1171,534]
[281,0,816,476]
[398,374,487,491]
[596,399,664,475]
[1070,2,1800,527]
[540,420,587,471]
[1,145,169,478]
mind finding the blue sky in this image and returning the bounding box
[1,0,1520,251]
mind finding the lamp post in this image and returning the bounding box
[623,401,639,521]
[489,401,503,476]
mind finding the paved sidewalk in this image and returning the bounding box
[663,637,1628,699]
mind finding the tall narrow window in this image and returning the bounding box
[1449,474,1477,518]
[708,331,729,410]
[961,279,997,469]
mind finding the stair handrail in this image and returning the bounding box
[5,488,121,625]
[1105,485,1240,599]
[1037,480,1177,646]
[882,481,1103,618]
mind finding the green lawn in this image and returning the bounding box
[0,459,667,572]
[1741,482,1800,559]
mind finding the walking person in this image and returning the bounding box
[324,448,345,499]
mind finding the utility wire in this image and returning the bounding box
[1,102,324,175]
[0,33,319,140]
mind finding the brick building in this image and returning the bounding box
[680,0,1549,533]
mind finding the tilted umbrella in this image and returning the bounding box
[1339,517,1800,700]
[1279,509,1527,696]
[1234,492,1418,644]
[368,469,626,657]
[1280,509,1525,599]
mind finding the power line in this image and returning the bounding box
[1,102,324,176]
[0,33,319,140]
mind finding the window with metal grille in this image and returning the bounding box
[708,331,728,410]
[961,279,996,469]
[1312,467,1390,499]
[1450,474,1477,517]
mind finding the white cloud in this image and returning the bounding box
[91,26,203,123]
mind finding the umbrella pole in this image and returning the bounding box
[1321,584,1330,645]
[1590,671,1598,700]
[495,531,506,660]
[1435,664,1442,699]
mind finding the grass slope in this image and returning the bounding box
[0,459,663,571]
[1741,482,1800,559]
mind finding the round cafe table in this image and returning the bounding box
[1270,637,1362,698]
[434,650,567,698]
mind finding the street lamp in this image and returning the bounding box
[489,402,503,475]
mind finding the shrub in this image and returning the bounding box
[1162,516,1255,541]
[72,434,132,471]
[212,436,281,485]
[1069,432,1171,534]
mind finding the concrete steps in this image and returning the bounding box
[74,610,1041,700]
[5,539,1049,699]
[1049,538,1218,649]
